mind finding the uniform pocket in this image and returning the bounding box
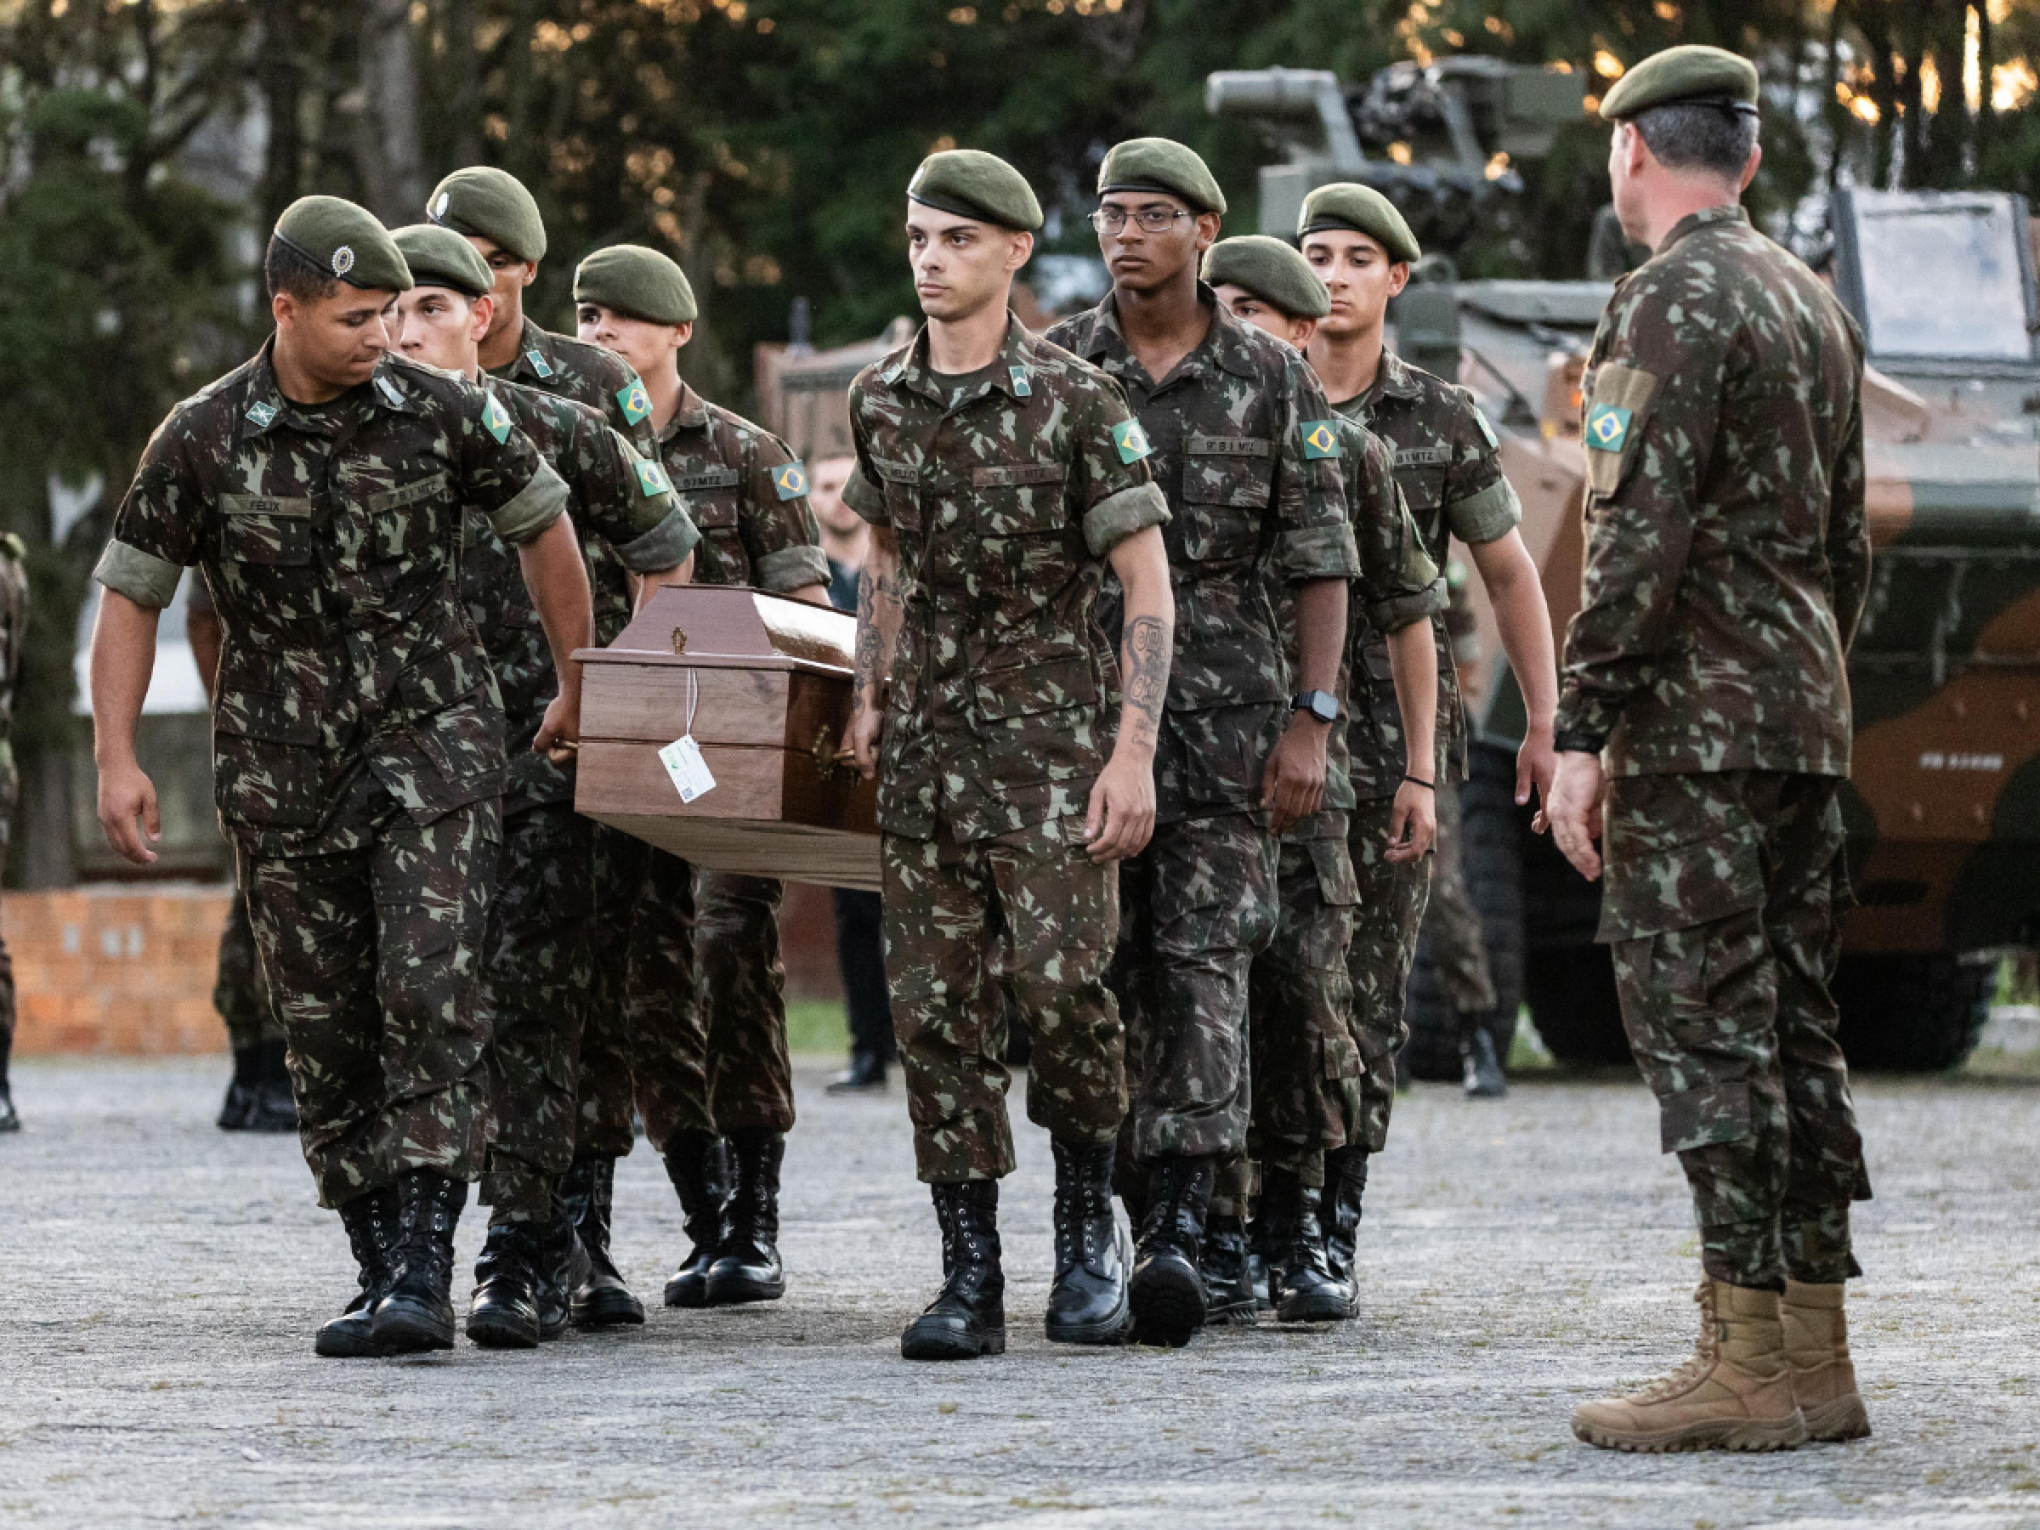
[971,652,1099,725]
[1308,838,1360,907]
[218,506,313,568]
[367,472,452,561]
[416,688,507,788]
[1178,437,1273,562]
[213,688,323,829]
[1598,776,1764,942]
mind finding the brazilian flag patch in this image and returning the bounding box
[1585,403,1633,453]
[771,461,809,501]
[482,391,514,444]
[1111,418,1152,464]
[1009,366,1032,398]
[617,382,653,426]
[635,459,672,498]
[1301,420,1341,460]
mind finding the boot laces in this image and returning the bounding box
[1632,1284,1723,1402]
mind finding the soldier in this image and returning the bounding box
[573,243,830,1313]
[187,575,296,1133]
[426,166,658,1326]
[1298,183,1560,1283]
[0,532,26,1134]
[1545,46,1873,1453]
[88,197,593,1357]
[1200,236,1443,1324]
[387,224,698,1348]
[844,148,1173,1360]
[1045,140,1365,1348]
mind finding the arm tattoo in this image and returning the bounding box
[853,555,903,703]
[1119,614,1172,750]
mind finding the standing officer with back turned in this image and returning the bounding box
[1543,46,1875,1453]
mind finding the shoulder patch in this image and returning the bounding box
[1111,417,1152,465]
[1009,365,1032,399]
[771,461,809,501]
[1585,403,1632,453]
[525,348,556,381]
[635,459,673,498]
[616,382,653,426]
[1301,420,1341,460]
[482,390,514,445]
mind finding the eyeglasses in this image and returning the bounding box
[1089,206,1194,235]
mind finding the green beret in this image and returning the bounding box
[1097,137,1227,216]
[574,244,698,326]
[1297,183,1421,264]
[908,149,1043,232]
[1599,45,1760,122]
[427,166,548,263]
[273,196,412,293]
[390,224,493,298]
[1202,236,1329,320]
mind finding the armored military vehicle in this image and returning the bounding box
[1214,62,2040,1072]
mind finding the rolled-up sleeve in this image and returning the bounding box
[94,540,184,610]
[614,505,699,572]
[755,544,832,593]
[1082,482,1169,558]
[100,410,204,609]
[488,458,569,546]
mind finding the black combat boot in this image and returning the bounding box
[1044,1138,1131,1345]
[1200,1210,1259,1326]
[661,1131,730,1308]
[0,1036,15,1133]
[1461,1025,1508,1099]
[706,1128,786,1305]
[247,1038,299,1131]
[826,1051,887,1094]
[1321,1145,1369,1288]
[902,1179,1005,1360]
[1128,1155,1214,1348]
[466,1217,543,1349]
[1263,1167,1355,1322]
[217,1048,260,1131]
[315,1184,398,1357]
[1247,1207,1274,1312]
[561,1155,645,1328]
[534,1196,591,1340]
[371,1169,465,1353]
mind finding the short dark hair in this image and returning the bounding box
[264,234,341,302]
[1631,101,1759,180]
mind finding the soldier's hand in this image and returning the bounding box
[534,690,582,765]
[1547,750,1606,881]
[1385,779,1436,864]
[1519,721,1558,833]
[98,759,161,866]
[1261,716,1330,836]
[1085,753,1155,864]
[845,703,884,782]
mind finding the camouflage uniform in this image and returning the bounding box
[845,316,1168,1183]
[1046,291,1361,1165]
[1558,204,1873,1290]
[1331,348,1520,1152]
[1425,572,1498,1029]
[611,384,827,1156]
[0,536,25,1073]
[95,342,570,1208]
[467,380,697,1221]
[1247,415,1442,1181]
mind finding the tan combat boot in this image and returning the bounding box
[1780,1280,1872,1441]
[1572,1278,1809,1453]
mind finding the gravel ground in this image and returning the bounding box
[3,1057,2037,1529]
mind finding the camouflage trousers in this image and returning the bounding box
[1111,811,1279,1164]
[1426,780,1496,1033]
[1602,770,1870,1289]
[1246,817,1360,1187]
[627,857,795,1150]
[214,889,284,1054]
[573,824,651,1159]
[478,803,595,1221]
[885,816,1124,1183]
[0,777,16,1057]
[244,798,500,1209]
[1337,795,1434,1154]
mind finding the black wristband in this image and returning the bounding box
[1402,775,1435,791]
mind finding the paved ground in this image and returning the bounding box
[4,1057,2037,1529]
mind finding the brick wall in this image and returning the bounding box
[8,885,231,1057]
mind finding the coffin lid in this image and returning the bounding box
[574,584,854,675]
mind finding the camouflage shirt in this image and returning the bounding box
[1046,289,1362,823]
[845,315,1169,842]
[656,383,830,595]
[1275,413,1444,838]
[487,317,656,645]
[462,379,700,816]
[1555,205,1869,776]
[1334,347,1520,792]
[95,340,569,858]
[0,533,26,798]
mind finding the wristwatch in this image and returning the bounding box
[1291,690,1339,724]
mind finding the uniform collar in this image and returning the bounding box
[1071,283,1258,386]
[1370,346,1425,406]
[505,317,566,385]
[1660,202,1749,254]
[659,381,713,441]
[235,336,414,441]
[881,311,1037,409]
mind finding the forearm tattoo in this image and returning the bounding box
[1119,614,1172,750]
[853,561,901,703]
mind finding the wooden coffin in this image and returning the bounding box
[573,584,881,891]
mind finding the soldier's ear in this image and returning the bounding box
[272,288,295,331]
[1291,316,1318,348]
[470,293,495,344]
[1386,263,1411,300]
[1006,230,1035,276]
[672,321,695,353]
[1739,139,1763,193]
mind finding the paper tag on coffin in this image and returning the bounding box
[573,584,880,891]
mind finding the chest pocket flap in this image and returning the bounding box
[1179,437,1273,560]
[674,465,742,528]
[972,461,1067,539]
[218,494,314,567]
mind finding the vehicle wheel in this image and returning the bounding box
[1523,945,1631,1064]
[1401,743,1525,1082]
[1831,953,1993,1072]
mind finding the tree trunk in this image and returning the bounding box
[446,0,482,170]
[16,747,75,890]
[355,0,425,223]
[256,0,304,240]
